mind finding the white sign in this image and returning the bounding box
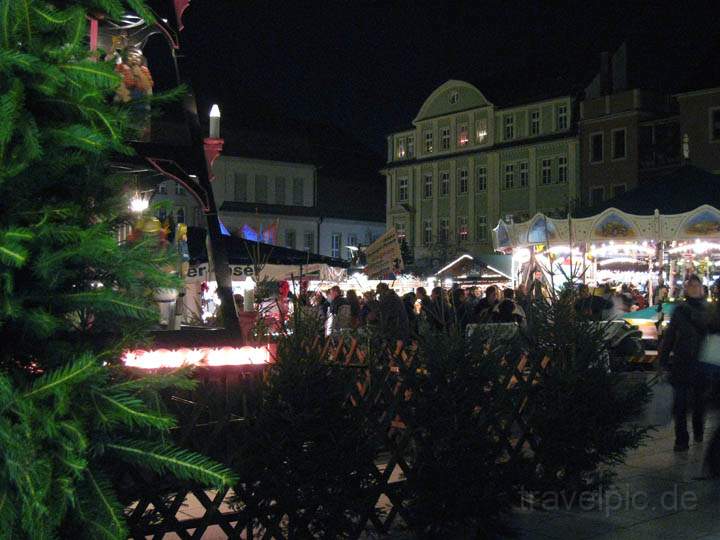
[365,228,403,279]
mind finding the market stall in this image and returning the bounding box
[493,204,720,298]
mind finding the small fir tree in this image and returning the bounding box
[0,1,236,538]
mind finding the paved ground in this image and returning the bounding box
[507,412,720,539]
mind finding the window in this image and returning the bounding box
[440,171,450,196]
[712,109,720,141]
[449,90,459,104]
[530,110,540,136]
[504,115,514,140]
[157,207,167,221]
[423,173,433,198]
[590,132,604,163]
[590,187,604,206]
[557,104,568,130]
[331,233,341,258]
[158,182,168,195]
[439,218,449,242]
[458,168,468,194]
[683,133,690,159]
[234,173,247,201]
[476,166,487,191]
[612,128,627,160]
[424,130,433,153]
[612,184,626,198]
[255,175,268,203]
[303,230,314,251]
[275,177,286,205]
[440,127,451,150]
[284,229,296,249]
[394,223,406,240]
[407,136,415,157]
[519,161,528,187]
[476,119,488,143]
[557,156,568,183]
[396,138,406,159]
[292,177,304,205]
[457,216,468,242]
[398,177,408,202]
[175,207,185,223]
[541,159,552,185]
[175,182,184,195]
[194,207,203,225]
[458,124,469,146]
[477,216,487,243]
[347,233,358,247]
[423,220,433,246]
[504,164,514,189]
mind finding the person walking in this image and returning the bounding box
[326,285,350,337]
[659,274,709,451]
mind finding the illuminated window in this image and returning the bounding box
[423,173,433,198]
[477,216,487,243]
[541,159,552,185]
[504,115,514,140]
[476,119,488,143]
[458,168,468,194]
[423,219,432,246]
[558,156,568,183]
[557,104,568,130]
[441,127,451,150]
[458,125,469,146]
[407,136,415,157]
[530,110,540,136]
[331,233,341,258]
[504,163,515,189]
[285,229,296,249]
[440,171,449,196]
[158,182,168,194]
[396,138,406,158]
[476,166,487,191]
[457,216,468,242]
[398,177,408,202]
[424,130,433,152]
[275,177,286,204]
[519,161,529,187]
[303,230,314,251]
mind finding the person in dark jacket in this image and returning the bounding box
[402,291,418,334]
[473,285,498,323]
[659,274,709,451]
[376,283,410,342]
[426,286,453,332]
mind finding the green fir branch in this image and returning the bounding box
[24,355,98,399]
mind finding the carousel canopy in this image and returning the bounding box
[187,227,349,267]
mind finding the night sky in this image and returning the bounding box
[176,0,719,155]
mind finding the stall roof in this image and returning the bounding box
[576,166,720,217]
[435,254,512,280]
[187,227,349,267]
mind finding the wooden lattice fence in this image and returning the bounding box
[123,335,550,539]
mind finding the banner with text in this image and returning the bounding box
[364,228,403,279]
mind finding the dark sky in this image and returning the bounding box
[174,0,720,154]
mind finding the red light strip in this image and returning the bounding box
[122,345,274,369]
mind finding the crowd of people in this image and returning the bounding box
[295,282,533,342]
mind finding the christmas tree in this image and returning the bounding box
[0,1,235,538]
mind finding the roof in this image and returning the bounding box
[187,226,349,267]
[575,165,720,217]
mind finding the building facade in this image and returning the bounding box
[676,87,720,174]
[152,179,204,227]
[212,154,385,261]
[384,80,579,266]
